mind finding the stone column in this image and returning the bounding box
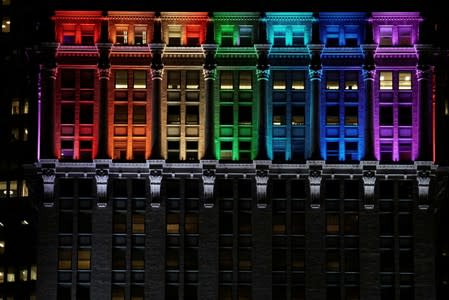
[202,46,217,159]
[96,43,111,159]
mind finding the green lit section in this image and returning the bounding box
[214,69,259,160]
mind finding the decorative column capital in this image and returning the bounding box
[417,169,431,211]
[416,65,432,81]
[255,168,269,208]
[202,68,217,81]
[202,169,216,208]
[43,67,58,80]
[362,68,376,81]
[308,68,322,81]
[362,170,376,210]
[97,68,111,80]
[149,169,163,208]
[41,167,55,207]
[308,169,322,209]
[95,168,109,207]
[150,68,164,81]
[256,68,270,81]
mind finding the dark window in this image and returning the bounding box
[220,106,233,125]
[61,70,76,88]
[61,105,75,124]
[133,106,146,124]
[186,106,199,124]
[114,106,128,124]
[167,106,180,124]
[80,105,93,124]
[398,106,412,125]
[380,106,393,125]
[326,106,339,125]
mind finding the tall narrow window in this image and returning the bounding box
[220,71,233,90]
[239,71,252,90]
[133,71,146,89]
[326,25,340,46]
[115,27,128,45]
[345,106,358,125]
[186,71,200,89]
[273,26,285,46]
[273,106,286,125]
[398,71,412,90]
[379,26,393,46]
[292,106,305,125]
[239,26,252,46]
[167,71,181,89]
[326,72,339,90]
[292,26,305,46]
[398,26,412,46]
[272,72,286,90]
[168,25,182,46]
[379,72,393,90]
[292,71,305,90]
[134,26,147,45]
[115,71,128,89]
[221,25,234,46]
[344,71,358,90]
[326,106,339,125]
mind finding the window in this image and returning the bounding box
[221,25,234,46]
[326,25,340,46]
[326,72,339,90]
[292,26,305,46]
[168,25,182,46]
[326,106,339,125]
[0,241,4,255]
[58,248,72,269]
[239,26,252,46]
[167,106,180,124]
[239,71,252,89]
[186,106,199,124]
[78,249,91,269]
[398,106,412,125]
[116,27,128,44]
[11,99,20,115]
[62,24,76,44]
[379,26,393,46]
[115,71,128,89]
[186,71,200,89]
[344,25,359,46]
[398,26,412,46]
[80,25,94,45]
[220,71,233,89]
[133,106,146,124]
[61,105,75,124]
[292,106,305,125]
[379,72,393,90]
[80,105,93,124]
[133,71,146,89]
[167,71,181,89]
[344,71,358,90]
[398,71,412,90]
[272,72,286,90]
[114,106,128,124]
[239,106,252,125]
[345,106,358,125]
[273,106,286,125]
[134,26,147,45]
[326,214,340,234]
[186,25,201,46]
[380,106,393,125]
[273,26,285,46]
[292,72,305,90]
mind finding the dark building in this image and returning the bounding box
[1,1,449,300]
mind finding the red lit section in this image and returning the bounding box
[53,11,103,45]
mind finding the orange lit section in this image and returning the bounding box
[161,12,208,46]
[108,69,153,160]
[53,11,103,45]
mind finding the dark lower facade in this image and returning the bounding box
[30,159,443,300]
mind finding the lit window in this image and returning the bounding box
[167,71,181,89]
[30,265,37,281]
[272,72,286,90]
[379,71,393,90]
[133,70,146,89]
[131,248,144,269]
[115,71,128,89]
[398,71,412,90]
[0,268,3,283]
[134,26,147,45]
[78,249,91,269]
[132,214,145,233]
[19,268,28,281]
[0,241,5,254]
[345,106,358,125]
[23,99,29,114]
[239,26,252,46]
[220,71,233,89]
[24,128,28,141]
[326,72,339,90]
[398,26,412,46]
[2,0,11,5]
[379,26,393,46]
[1,17,10,33]
[292,72,305,90]
[291,26,305,46]
[239,71,252,89]
[7,269,15,282]
[11,99,20,115]
[221,25,234,46]
[186,71,200,89]
[115,27,128,45]
[185,213,198,234]
[58,248,72,269]
[167,105,180,124]
[344,71,358,90]
[166,213,179,234]
[326,106,339,125]
[168,25,182,46]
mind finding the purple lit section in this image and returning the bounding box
[371,12,421,46]
[37,67,42,161]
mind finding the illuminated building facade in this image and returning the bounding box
[28,7,449,300]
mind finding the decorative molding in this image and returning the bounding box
[202,169,216,208]
[256,68,270,81]
[42,168,55,207]
[308,169,322,209]
[97,68,111,80]
[202,68,217,81]
[362,68,376,81]
[95,168,109,206]
[417,170,431,210]
[308,68,322,81]
[149,169,163,208]
[255,169,269,208]
[362,170,376,210]
[150,68,164,80]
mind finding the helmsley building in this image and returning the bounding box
[2,1,449,299]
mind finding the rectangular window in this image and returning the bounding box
[326,214,340,234]
[292,71,305,90]
[398,26,412,46]
[115,71,128,89]
[272,72,286,90]
[133,71,146,89]
[239,106,252,124]
[220,71,233,89]
[134,26,147,45]
[58,248,72,269]
[239,71,252,90]
[167,106,180,124]
[62,24,76,44]
[220,106,233,125]
[326,71,339,90]
[398,71,412,90]
[186,105,199,124]
[61,105,75,124]
[11,99,20,115]
[186,71,200,89]
[114,106,128,124]
[326,106,339,125]
[292,105,305,125]
[61,69,76,89]
[133,105,146,124]
[167,71,181,89]
[239,26,252,46]
[291,26,305,46]
[80,25,95,45]
[273,27,285,46]
[168,25,182,46]
[273,106,286,125]
[115,27,128,45]
[398,106,412,125]
[345,106,358,125]
[379,26,393,46]
[380,106,393,125]
[326,25,340,46]
[221,25,234,46]
[80,70,94,89]
[344,25,359,46]
[344,71,358,90]
[79,105,93,124]
[186,25,201,46]
[379,71,393,90]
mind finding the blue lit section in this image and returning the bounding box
[319,12,366,47]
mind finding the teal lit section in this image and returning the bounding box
[266,13,314,47]
[214,69,259,160]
